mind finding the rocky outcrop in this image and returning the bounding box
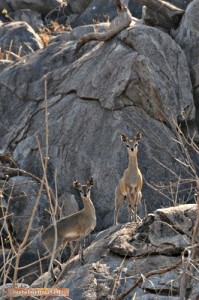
[29,204,198,300]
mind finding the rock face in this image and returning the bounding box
[174,0,199,132]
[165,0,193,9]
[9,9,43,31]
[31,204,199,300]
[0,1,13,12]
[69,0,119,27]
[7,0,64,15]
[68,0,193,28]
[0,19,195,230]
[0,60,12,72]
[6,176,50,242]
[0,21,43,60]
[67,0,92,14]
[63,21,193,120]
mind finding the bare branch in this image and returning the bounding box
[114,259,182,300]
[0,166,56,204]
[76,4,132,52]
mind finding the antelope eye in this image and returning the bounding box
[135,143,138,147]
[79,190,83,194]
[126,145,130,148]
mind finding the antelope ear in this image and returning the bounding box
[73,180,80,189]
[136,132,142,141]
[88,177,94,186]
[121,134,128,142]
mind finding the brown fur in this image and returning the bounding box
[41,178,96,280]
[114,133,143,224]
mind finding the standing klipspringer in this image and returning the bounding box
[41,178,96,281]
[114,132,143,225]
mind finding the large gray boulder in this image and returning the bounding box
[0,20,195,230]
[174,0,199,132]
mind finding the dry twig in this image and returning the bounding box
[114,259,182,300]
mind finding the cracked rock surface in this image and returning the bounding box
[0,19,195,230]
